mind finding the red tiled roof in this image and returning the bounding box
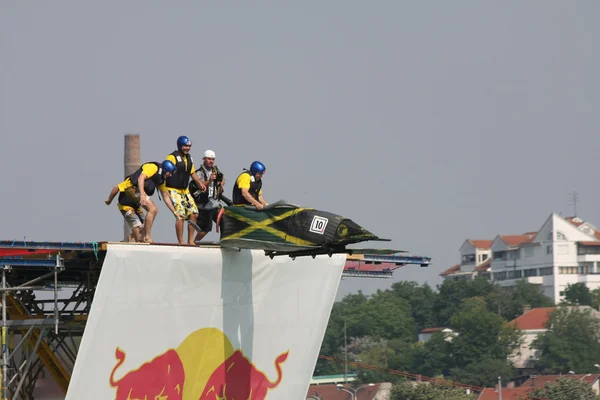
[477,387,535,400]
[521,374,600,388]
[420,327,446,333]
[306,383,381,400]
[440,264,460,276]
[565,216,585,227]
[508,307,555,330]
[475,259,491,271]
[469,240,493,249]
[500,234,536,246]
[579,241,600,246]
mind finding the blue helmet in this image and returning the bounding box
[161,160,176,175]
[177,135,192,150]
[250,161,266,175]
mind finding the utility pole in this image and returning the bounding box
[344,319,348,383]
[498,376,502,400]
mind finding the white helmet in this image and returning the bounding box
[204,150,216,158]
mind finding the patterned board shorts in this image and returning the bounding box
[168,189,198,219]
[119,206,145,229]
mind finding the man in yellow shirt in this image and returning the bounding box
[105,160,177,243]
[162,135,207,244]
[232,161,268,210]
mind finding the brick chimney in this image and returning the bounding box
[522,305,531,315]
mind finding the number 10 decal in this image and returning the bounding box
[310,216,329,234]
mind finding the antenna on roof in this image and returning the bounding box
[569,191,579,217]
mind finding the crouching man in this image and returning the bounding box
[105,160,177,243]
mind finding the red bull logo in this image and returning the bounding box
[109,327,289,400]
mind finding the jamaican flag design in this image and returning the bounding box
[219,204,381,248]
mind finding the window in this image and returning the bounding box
[482,254,488,262]
[546,245,553,255]
[539,267,553,276]
[507,270,523,279]
[580,265,591,275]
[462,254,476,264]
[493,271,507,281]
[493,251,506,261]
[556,232,567,241]
[548,231,553,241]
[579,246,600,255]
[559,266,578,274]
[523,268,538,277]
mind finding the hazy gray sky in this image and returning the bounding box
[2,2,599,299]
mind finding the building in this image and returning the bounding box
[441,213,600,303]
[507,305,600,375]
[520,374,600,395]
[417,327,456,343]
[439,240,493,281]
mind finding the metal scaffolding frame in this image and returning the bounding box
[0,240,103,400]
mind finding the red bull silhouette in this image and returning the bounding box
[109,327,289,400]
[109,347,185,400]
[199,349,289,400]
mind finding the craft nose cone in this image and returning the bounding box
[335,219,378,242]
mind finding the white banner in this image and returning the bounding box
[66,243,345,400]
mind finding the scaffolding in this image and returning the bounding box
[0,240,104,400]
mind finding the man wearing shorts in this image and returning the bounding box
[105,160,177,243]
[162,135,207,244]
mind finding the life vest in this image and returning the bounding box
[190,164,221,204]
[128,162,165,196]
[232,171,262,205]
[165,151,193,189]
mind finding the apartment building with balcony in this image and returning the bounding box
[441,213,600,303]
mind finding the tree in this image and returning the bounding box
[433,278,496,326]
[390,379,476,400]
[391,281,437,332]
[487,279,554,321]
[409,332,452,378]
[450,297,521,367]
[531,376,598,400]
[563,282,594,307]
[532,306,600,374]
[448,297,521,386]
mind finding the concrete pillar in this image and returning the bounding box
[123,134,141,240]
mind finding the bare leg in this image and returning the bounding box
[142,199,158,243]
[188,213,199,245]
[175,219,185,244]
[131,227,142,242]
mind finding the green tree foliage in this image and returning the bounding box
[563,282,594,306]
[390,380,476,400]
[315,278,556,389]
[449,297,522,366]
[409,332,452,378]
[531,376,599,400]
[487,279,554,321]
[391,281,437,332]
[532,306,600,374]
[433,278,495,326]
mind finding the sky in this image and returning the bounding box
[2,1,600,301]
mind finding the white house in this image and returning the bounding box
[441,213,600,303]
[508,305,600,377]
[418,327,456,343]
